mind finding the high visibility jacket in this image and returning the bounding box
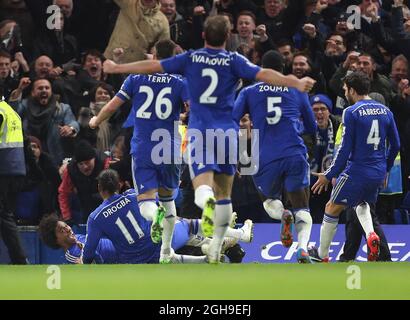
[0,101,26,176]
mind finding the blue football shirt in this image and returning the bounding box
[116,73,188,161]
[233,83,317,166]
[160,48,261,132]
[83,189,160,264]
[325,99,400,180]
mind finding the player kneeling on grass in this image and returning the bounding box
[39,170,254,264]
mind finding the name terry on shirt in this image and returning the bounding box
[102,197,131,218]
[358,108,387,116]
[192,55,230,66]
[147,74,173,83]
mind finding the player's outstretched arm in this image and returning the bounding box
[103,59,163,74]
[89,96,124,129]
[83,218,104,264]
[256,69,316,93]
[324,110,354,180]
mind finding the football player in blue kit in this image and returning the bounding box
[38,215,119,264]
[101,15,315,263]
[311,71,400,262]
[233,51,317,263]
[84,169,207,264]
[38,170,253,264]
[89,39,188,263]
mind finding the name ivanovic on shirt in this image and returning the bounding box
[191,54,230,66]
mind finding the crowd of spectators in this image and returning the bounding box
[0,0,409,226]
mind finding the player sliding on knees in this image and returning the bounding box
[310,71,400,262]
[89,40,188,263]
[233,51,317,263]
[102,15,315,263]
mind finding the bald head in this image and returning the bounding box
[34,55,54,78]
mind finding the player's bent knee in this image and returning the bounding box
[287,188,310,209]
[263,199,284,220]
[214,189,231,200]
[138,200,157,221]
[137,190,157,202]
[263,199,283,212]
[158,187,174,198]
[295,210,312,225]
[194,185,214,209]
[325,201,344,216]
[192,172,214,190]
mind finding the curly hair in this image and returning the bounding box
[38,214,61,249]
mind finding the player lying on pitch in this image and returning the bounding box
[39,170,253,264]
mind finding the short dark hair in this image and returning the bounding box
[276,39,294,50]
[262,50,284,72]
[293,52,312,67]
[344,71,371,95]
[81,49,105,65]
[89,82,115,102]
[31,77,52,91]
[97,169,120,194]
[359,52,375,64]
[204,15,230,47]
[38,214,60,249]
[155,39,177,60]
[327,33,346,47]
[0,49,11,60]
[237,10,256,24]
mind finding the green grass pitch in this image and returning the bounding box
[0,263,409,300]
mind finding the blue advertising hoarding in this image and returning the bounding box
[1,224,409,264]
[240,224,410,263]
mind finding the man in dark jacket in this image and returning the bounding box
[329,52,394,106]
[0,50,18,101]
[391,0,410,62]
[58,140,110,224]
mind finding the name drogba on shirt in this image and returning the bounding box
[101,197,132,218]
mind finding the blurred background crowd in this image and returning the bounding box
[0,0,409,228]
